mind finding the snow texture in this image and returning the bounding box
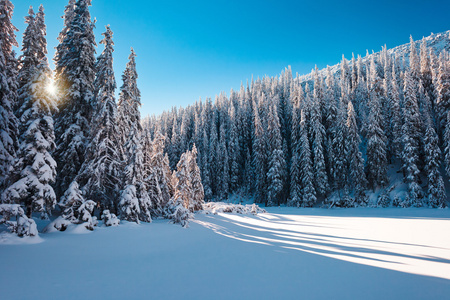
[1,208,449,299]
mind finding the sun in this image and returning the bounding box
[46,79,57,96]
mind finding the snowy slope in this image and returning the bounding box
[1,208,449,300]
[298,30,450,82]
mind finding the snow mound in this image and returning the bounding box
[202,202,266,215]
[0,231,43,245]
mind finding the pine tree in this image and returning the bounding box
[17,7,38,112]
[366,56,388,189]
[423,107,446,208]
[117,48,142,148]
[299,110,316,207]
[444,112,450,180]
[266,101,285,206]
[77,26,121,212]
[150,132,173,215]
[0,0,19,190]
[436,52,450,135]
[54,0,75,79]
[390,63,403,159]
[119,137,152,223]
[35,5,47,62]
[188,145,204,212]
[2,5,56,218]
[54,0,96,197]
[228,104,240,193]
[402,69,423,207]
[253,98,268,204]
[289,87,302,207]
[311,78,329,196]
[3,57,57,218]
[117,49,151,222]
[345,101,367,206]
[58,181,97,230]
[167,151,193,227]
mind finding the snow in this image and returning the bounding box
[1,207,450,299]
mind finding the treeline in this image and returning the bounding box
[0,0,203,236]
[146,34,450,209]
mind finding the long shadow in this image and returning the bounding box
[197,213,450,275]
[222,213,449,251]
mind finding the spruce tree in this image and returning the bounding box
[188,145,204,211]
[0,0,19,190]
[423,107,446,208]
[266,101,285,206]
[77,26,121,212]
[289,87,302,207]
[390,63,403,159]
[54,0,75,78]
[3,57,57,218]
[150,132,173,215]
[366,56,388,189]
[253,98,267,204]
[299,110,316,207]
[311,79,329,196]
[167,151,192,227]
[402,69,423,207]
[345,101,367,205]
[54,0,96,197]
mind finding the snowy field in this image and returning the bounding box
[1,207,450,300]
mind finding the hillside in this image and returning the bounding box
[147,30,450,209]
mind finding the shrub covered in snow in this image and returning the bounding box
[101,210,120,227]
[0,204,38,237]
[49,181,98,231]
[202,202,266,215]
[165,198,192,228]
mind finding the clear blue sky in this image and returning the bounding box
[12,0,450,117]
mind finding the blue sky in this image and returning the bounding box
[12,0,450,117]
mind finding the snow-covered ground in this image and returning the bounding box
[1,207,450,299]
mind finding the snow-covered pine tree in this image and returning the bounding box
[0,203,38,236]
[423,100,446,208]
[188,144,204,212]
[3,6,56,218]
[390,63,403,159]
[77,26,121,213]
[219,122,230,200]
[53,0,75,83]
[3,56,57,218]
[266,100,285,206]
[299,110,316,207]
[366,56,388,190]
[311,75,329,196]
[444,112,450,181]
[56,181,97,230]
[53,0,96,198]
[330,85,348,193]
[166,151,192,227]
[117,48,141,147]
[147,132,171,216]
[436,52,450,135]
[402,69,424,207]
[420,39,436,112]
[17,7,38,112]
[119,138,152,223]
[345,101,367,206]
[35,5,47,62]
[117,49,152,223]
[289,86,302,207]
[228,104,240,193]
[253,96,268,204]
[0,0,19,190]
